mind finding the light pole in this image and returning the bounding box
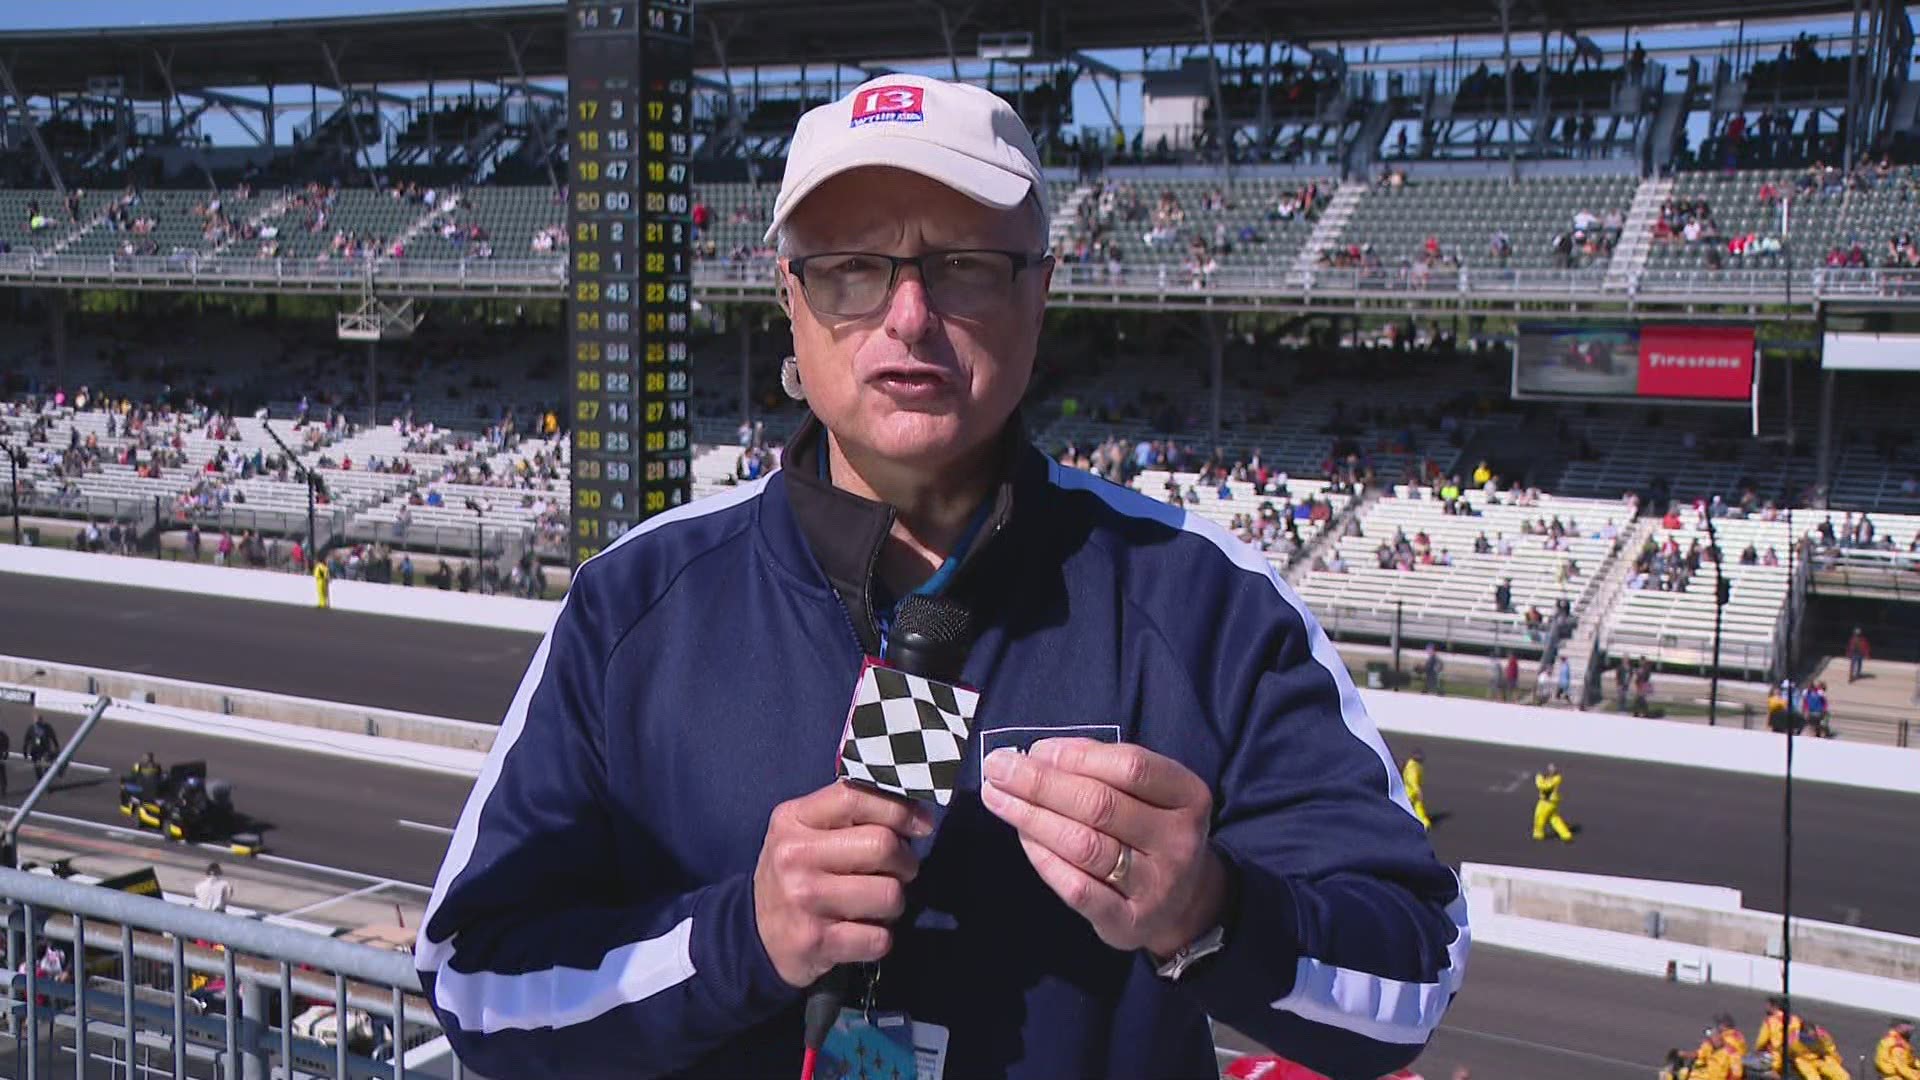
[1706,515,1727,725]
[1780,505,1798,1022]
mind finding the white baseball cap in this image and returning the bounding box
[764,74,1047,244]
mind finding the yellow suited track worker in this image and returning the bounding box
[1696,1015,1747,1080]
[1532,762,1574,842]
[1791,1021,1850,1080]
[1692,1029,1732,1080]
[313,560,331,610]
[1401,750,1430,829]
[1878,1021,1920,1080]
[1758,1000,1801,1077]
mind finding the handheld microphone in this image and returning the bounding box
[801,593,975,1074]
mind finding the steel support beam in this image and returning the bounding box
[319,39,383,189]
[0,56,65,195]
[503,30,561,190]
[152,50,219,191]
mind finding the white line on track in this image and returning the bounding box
[277,880,402,919]
[249,850,431,892]
[396,818,454,836]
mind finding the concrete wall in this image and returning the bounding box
[0,655,497,753]
[1463,863,1920,1014]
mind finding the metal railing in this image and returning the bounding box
[1311,602,1551,656]
[7,246,1920,305]
[0,866,455,1079]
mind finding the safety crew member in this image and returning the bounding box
[413,74,1467,1080]
[1692,1027,1732,1080]
[1759,999,1802,1078]
[132,752,163,782]
[1533,761,1574,842]
[1790,1020,1850,1080]
[1877,1019,1920,1080]
[1695,1016,1746,1080]
[1402,750,1430,829]
[312,559,331,610]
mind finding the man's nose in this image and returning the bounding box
[883,264,935,342]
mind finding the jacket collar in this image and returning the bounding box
[769,410,1033,654]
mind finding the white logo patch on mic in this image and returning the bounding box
[837,658,980,806]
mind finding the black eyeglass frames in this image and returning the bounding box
[784,249,1052,318]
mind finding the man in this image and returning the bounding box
[1402,750,1431,829]
[1847,627,1871,682]
[1422,642,1445,694]
[1489,652,1508,703]
[1759,998,1804,1078]
[1493,577,1512,614]
[1792,1020,1850,1080]
[1694,1014,1747,1080]
[194,863,232,913]
[1533,762,1574,842]
[417,75,1465,1079]
[1877,1019,1919,1080]
[22,717,58,780]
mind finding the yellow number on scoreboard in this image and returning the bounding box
[576,371,602,391]
[577,489,603,509]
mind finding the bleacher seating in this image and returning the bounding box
[1296,489,1629,652]
[1606,516,1796,677]
[1338,174,1637,271]
[1131,469,1352,569]
[1643,164,1920,277]
[1056,177,1332,274]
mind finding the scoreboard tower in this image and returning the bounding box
[567,0,694,567]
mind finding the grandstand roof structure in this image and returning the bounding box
[0,0,1858,92]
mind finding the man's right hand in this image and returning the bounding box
[752,781,932,988]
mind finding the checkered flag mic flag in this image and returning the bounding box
[837,659,980,806]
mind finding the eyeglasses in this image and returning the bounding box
[785,249,1051,319]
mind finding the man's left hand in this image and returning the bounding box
[981,738,1226,960]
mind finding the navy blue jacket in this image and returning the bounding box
[417,417,1468,1079]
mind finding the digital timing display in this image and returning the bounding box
[568,0,693,567]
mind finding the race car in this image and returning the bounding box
[118,761,263,856]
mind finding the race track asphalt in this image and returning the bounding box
[0,572,536,722]
[5,573,1917,937]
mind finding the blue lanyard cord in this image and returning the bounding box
[819,434,993,648]
[875,495,993,652]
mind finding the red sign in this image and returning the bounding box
[849,84,925,126]
[1636,325,1755,400]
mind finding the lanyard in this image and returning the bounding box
[819,439,994,652]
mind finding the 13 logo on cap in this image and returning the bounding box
[850,85,925,126]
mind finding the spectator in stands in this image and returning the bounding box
[1494,578,1513,613]
[1524,606,1545,641]
[1554,657,1573,706]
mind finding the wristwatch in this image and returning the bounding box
[1153,923,1227,981]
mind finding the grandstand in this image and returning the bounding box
[0,0,1915,683]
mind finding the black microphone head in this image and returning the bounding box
[887,594,974,682]
[893,594,973,648]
